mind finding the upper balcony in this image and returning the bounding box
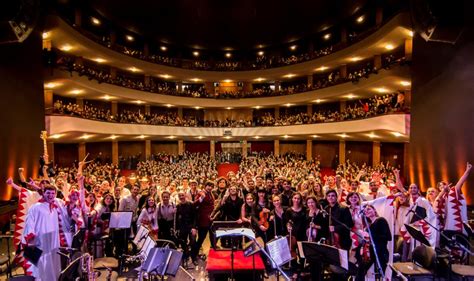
[43,12,412,82]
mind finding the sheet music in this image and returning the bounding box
[133,225,150,249]
[215,228,255,239]
[338,248,349,270]
[109,211,133,229]
[266,237,292,268]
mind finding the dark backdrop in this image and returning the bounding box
[408,25,474,204]
[0,31,45,200]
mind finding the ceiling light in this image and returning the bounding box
[312,135,320,138]
[345,94,356,99]
[367,133,379,139]
[93,57,106,63]
[257,51,264,56]
[356,16,365,23]
[80,134,92,140]
[225,53,232,58]
[338,133,348,138]
[408,30,414,37]
[285,103,293,107]
[254,77,265,82]
[45,82,61,89]
[193,51,199,57]
[224,136,232,139]
[223,79,233,83]
[315,66,328,71]
[254,106,261,109]
[349,56,362,62]
[400,81,411,86]
[109,135,118,140]
[165,104,173,108]
[102,95,114,100]
[128,67,140,72]
[167,136,176,139]
[135,100,144,104]
[191,78,202,82]
[391,132,403,137]
[160,46,167,51]
[374,87,389,93]
[282,135,290,139]
[137,135,147,139]
[42,32,50,39]
[313,99,324,103]
[254,136,261,139]
[284,74,296,78]
[384,44,395,50]
[50,134,64,139]
[290,45,297,51]
[91,17,100,25]
[196,136,204,139]
[69,89,84,95]
[160,74,171,79]
[195,106,202,109]
[60,45,73,52]
[126,35,134,41]
[323,33,331,40]
[226,107,232,110]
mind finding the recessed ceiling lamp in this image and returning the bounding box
[160,74,172,79]
[254,136,261,139]
[225,52,232,58]
[193,51,199,57]
[257,51,264,56]
[349,56,362,62]
[254,106,261,109]
[356,16,365,23]
[224,136,232,139]
[367,133,379,139]
[290,45,297,51]
[195,106,202,109]
[223,79,232,83]
[323,33,331,40]
[285,103,293,107]
[167,136,176,139]
[42,32,50,39]
[94,58,107,63]
[315,66,328,71]
[128,67,140,72]
[282,135,290,139]
[313,99,324,103]
[160,46,167,51]
[45,82,61,89]
[338,133,348,138]
[400,81,411,86]
[69,89,84,95]
[226,107,232,110]
[165,104,173,108]
[60,45,73,52]
[196,136,204,139]
[91,17,101,25]
[50,134,64,139]
[102,95,114,100]
[345,94,356,99]
[137,135,147,139]
[126,35,134,41]
[109,135,118,140]
[135,100,144,104]
[191,78,202,82]
[384,44,395,50]
[312,135,320,138]
[254,77,265,82]
[391,132,403,137]
[284,74,296,78]
[80,134,92,140]
[374,87,389,93]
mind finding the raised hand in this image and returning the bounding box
[6,178,13,185]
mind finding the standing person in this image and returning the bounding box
[325,189,354,251]
[21,185,65,280]
[284,192,307,280]
[213,185,244,247]
[156,191,176,242]
[356,205,392,281]
[191,181,215,265]
[175,191,197,268]
[268,195,286,240]
[137,196,159,240]
[118,185,140,255]
[280,179,295,208]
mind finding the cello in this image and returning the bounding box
[328,207,341,248]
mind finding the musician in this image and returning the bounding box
[284,192,307,279]
[137,196,159,240]
[268,194,286,240]
[212,177,228,202]
[191,181,215,265]
[346,192,364,263]
[95,193,116,256]
[356,205,391,281]
[176,191,197,268]
[325,189,354,251]
[305,196,328,242]
[241,193,258,229]
[255,188,271,241]
[186,179,200,202]
[156,190,176,242]
[280,178,295,208]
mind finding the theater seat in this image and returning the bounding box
[392,245,436,280]
[451,264,474,281]
[93,257,119,269]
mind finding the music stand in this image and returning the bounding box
[211,220,242,248]
[298,241,349,274]
[142,247,183,280]
[133,225,150,250]
[404,224,431,247]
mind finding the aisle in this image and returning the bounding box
[217,163,240,178]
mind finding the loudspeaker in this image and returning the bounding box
[410,0,465,44]
[0,0,40,44]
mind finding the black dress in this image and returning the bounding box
[306,210,329,242]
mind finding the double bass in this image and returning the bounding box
[328,207,341,248]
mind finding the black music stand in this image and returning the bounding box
[404,224,431,247]
[109,211,133,272]
[299,241,350,277]
[211,220,242,249]
[142,247,183,280]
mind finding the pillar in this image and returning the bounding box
[242,140,248,158]
[274,81,281,92]
[307,75,313,88]
[145,140,151,160]
[275,107,280,119]
[340,101,346,112]
[76,98,84,110]
[44,90,53,114]
[242,82,253,92]
[112,141,118,165]
[177,82,183,93]
[177,107,183,119]
[405,38,413,61]
[47,142,54,165]
[178,140,184,155]
[75,57,83,66]
[340,64,347,79]
[372,141,381,167]
[145,105,150,115]
[42,39,52,51]
[339,140,346,165]
[307,104,313,116]
[110,67,117,79]
[205,82,215,96]
[374,55,382,70]
[144,75,150,87]
[375,6,383,26]
[78,142,86,162]
[74,8,82,27]
[404,90,411,108]
[274,140,280,157]
[210,140,215,159]
[111,101,118,116]
[306,140,312,160]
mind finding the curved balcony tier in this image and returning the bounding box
[46,114,410,142]
[46,64,409,108]
[45,13,412,82]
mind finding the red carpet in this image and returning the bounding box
[320,167,336,179]
[217,163,240,178]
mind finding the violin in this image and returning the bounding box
[259,209,270,229]
[306,221,318,242]
[328,206,341,248]
[287,220,298,259]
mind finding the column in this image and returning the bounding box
[405,38,413,61]
[307,104,313,116]
[307,75,313,88]
[78,142,86,162]
[374,55,382,70]
[177,107,183,119]
[43,39,52,51]
[274,107,280,119]
[144,75,150,87]
[375,6,383,26]
[210,140,215,159]
[178,140,184,156]
[306,140,312,160]
[75,57,83,66]
[44,90,53,114]
[340,101,346,112]
[145,140,151,160]
[242,140,248,158]
[177,82,183,93]
[110,67,117,79]
[112,141,118,165]
[339,64,347,79]
[404,90,411,108]
[204,82,215,96]
[372,141,381,167]
[111,101,118,116]
[74,8,82,27]
[274,140,280,157]
[274,81,281,92]
[76,98,84,110]
[145,105,150,115]
[47,142,55,165]
[242,82,253,92]
[338,140,346,165]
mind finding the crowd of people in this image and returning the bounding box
[52,92,407,129]
[7,147,472,280]
[54,50,405,99]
